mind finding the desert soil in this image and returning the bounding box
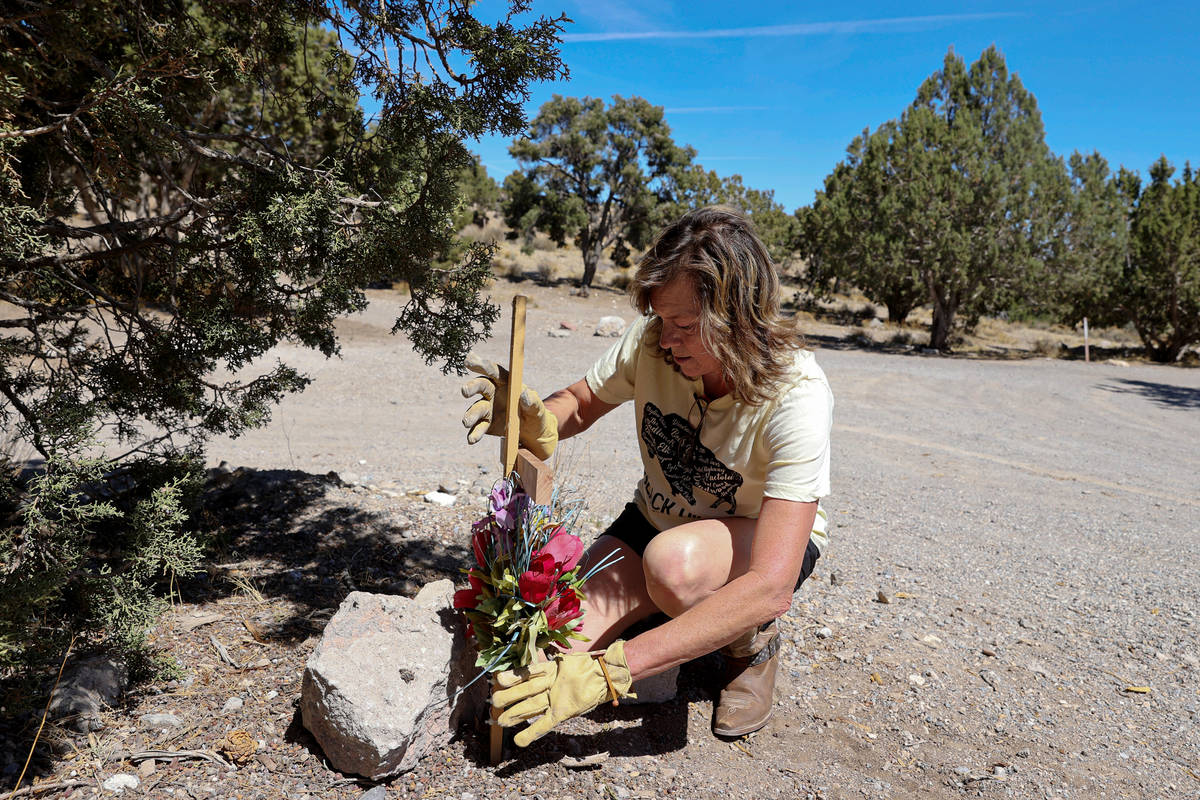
[12,280,1200,800]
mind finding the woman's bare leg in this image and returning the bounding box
[565,535,659,654]
[641,516,756,618]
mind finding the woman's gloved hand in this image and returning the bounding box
[460,353,558,460]
[492,641,634,747]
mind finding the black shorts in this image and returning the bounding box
[601,502,821,591]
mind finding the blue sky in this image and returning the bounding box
[466,1,1200,212]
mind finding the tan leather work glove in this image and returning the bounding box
[460,353,558,460]
[492,641,634,747]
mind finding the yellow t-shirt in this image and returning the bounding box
[585,316,833,553]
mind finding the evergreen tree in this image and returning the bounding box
[804,46,1064,348]
[0,0,566,666]
[677,168,799,263]
[1124,157,1200,362]
[504,95,696,292]
[1044,153,1199,362]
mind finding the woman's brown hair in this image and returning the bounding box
[630,205,805,405]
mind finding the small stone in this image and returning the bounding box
[102,774,140,793]
[829,572,838,586]
[1181,653,1199,667]
[876,591,890,604]
[908,673,926,687]
[265,690,278,700]
[140,712,182,729]
[1017,749,1031,758]
[221,696,244,713]
[461,793,476,800]
[594,316,626,337]
[953,766,971,777]
[660,768,677,780]
[548,328,571,338]
[358,788,387,800]
[981,647,997,657]
[423,491,456,507]
[341,472,360,485]
[138,760,155,778]
[559,320,578,331]
[993,766,1007,778]
[816,626,833,639]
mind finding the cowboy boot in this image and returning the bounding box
[713,620,781,737]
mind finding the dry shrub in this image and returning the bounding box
[1032,337,1062,357]
[536,259,559,284]
[460,220,505,246]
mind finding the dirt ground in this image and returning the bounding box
[7,278,1199,800]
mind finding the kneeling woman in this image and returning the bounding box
[464,206,833,744]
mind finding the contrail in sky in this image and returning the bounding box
[562,13,1019,43]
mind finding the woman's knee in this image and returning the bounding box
[642,528,729,615]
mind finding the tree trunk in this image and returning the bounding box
[929,296,957,352]
[886,299,911,327]
[580,240,602,294]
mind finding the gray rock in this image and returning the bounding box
[594,316,626,337]
[547,328,571,338]
[222,696,244,713]
[815,626,833,639]
[140,712,182,730]
[358,787,387,800]
[102,774,140,793]
[624,665,679,705]
[300,582,486,779]
[49,655,129,732]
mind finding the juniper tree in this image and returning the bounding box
[804,46,1064,348]
[1123,157,1200,362]
[0,0,566,666]
[504,95,696,291]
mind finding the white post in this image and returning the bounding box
[1083,317,1090,363]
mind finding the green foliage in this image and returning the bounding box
[504,95,696,290]
[803,46,1064,348]
[1038,151,1136,325]
[1124,158,1200,362]
[0,0,565,668]
[1043,154,1199,362]
[455,156,502,230]
[0,430,204,668]
[676,168,799,263]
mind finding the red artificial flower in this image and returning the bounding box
[471,523,491,568]
[453,574,484,609]
[544,586,582,629]
[518,552,557,603]
[540,527,583,573]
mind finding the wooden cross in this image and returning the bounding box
[490,295,553,764]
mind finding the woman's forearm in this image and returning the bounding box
[622,568,788,680]
[544,378,617,440]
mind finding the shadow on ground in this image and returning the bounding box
[187,467,465,644]
[1096,378,1200,410]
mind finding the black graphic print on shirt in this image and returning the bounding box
[641,402,743,513]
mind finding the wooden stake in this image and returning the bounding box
[1083,316,1090,363]
[501,296,527,475]
[492,295,528,766]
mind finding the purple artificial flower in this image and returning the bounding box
[488,481,523,532]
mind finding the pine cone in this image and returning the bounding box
[219,729,257,764]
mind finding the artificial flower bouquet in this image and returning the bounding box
[453,476,619,673]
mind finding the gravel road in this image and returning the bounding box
[205,283,1200,799]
